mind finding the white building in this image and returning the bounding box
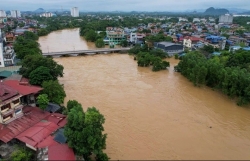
[178,17,188,22]
[183,38,192,48]
[193,18,200,23]
[219,14,233,24]
[130,33,145,44]
[71,7,79,17]
[0,38,4,67]
[11,10,21,18]
[0,10,6,17]
[40,12,53,17]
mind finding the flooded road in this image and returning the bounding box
[39,29,250,160]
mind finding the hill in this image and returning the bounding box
[204,7,229,15]
[34,8,45,13]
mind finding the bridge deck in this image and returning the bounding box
[42,48,131,56]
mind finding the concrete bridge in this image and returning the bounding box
[42,48,131,57]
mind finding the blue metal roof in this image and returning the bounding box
[212,52,221,56]
[243,47,250,51]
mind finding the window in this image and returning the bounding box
[15,109,22,115]
[3,114,13,120]
[13,99,20,104]
[1,104,11,111]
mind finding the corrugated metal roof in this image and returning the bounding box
[0,106,50,143]
[16,121,59,147]
[48,144,75,161]
[4,80,42,96]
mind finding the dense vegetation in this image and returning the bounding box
[64,100,109,161]
[175,50,250,105]
[13,31,66,108]
[129,44,170,71]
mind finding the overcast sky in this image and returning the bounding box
[1,0,250,12]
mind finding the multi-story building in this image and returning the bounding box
[0,10,6,17]
[130,33,145,44]
[11,10,21,18]
[219,14,233,24]
[0,30,4,67]
[106,27,126,46]
[40,12,54,17]
[71,7,79,17]
[0,83,23,124]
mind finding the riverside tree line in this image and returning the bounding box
[175,50,250,106]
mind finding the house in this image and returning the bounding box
[0,83,23,124]
[129,33,145,44]
[106,27,126,46]
[206,35,223,44]
[154,42,184,56]
[229,46,241,52]
[183,38,192,48]
[5,33,15,43]
[3,79,42,107]
[183,36,203,48]
[228,36,248,46]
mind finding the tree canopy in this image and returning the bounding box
[175,50,250,105]
[29,66,53,85]
[41,80,66,104]
[20,54,64,80]
[64,103,108,161]
[37,94,49,111]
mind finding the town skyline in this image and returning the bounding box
[1,0,250,12]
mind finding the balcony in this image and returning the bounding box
[14,104,24,110]
[1,108,14,116]
[4,116,16,124]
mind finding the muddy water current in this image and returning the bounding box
[39,28,250,160]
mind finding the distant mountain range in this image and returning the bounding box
[21,7,250,14]
[33,8,69,13]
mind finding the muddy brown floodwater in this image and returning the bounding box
[39,29,250,160]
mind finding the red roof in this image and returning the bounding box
[36,135,59,148]
[184,36,202,42]
[48,144,75,160]
[16,121,59,147]
[44,113,67,128]
[4,80,42,96]
[0,82,19,102]
[0,106,50,143]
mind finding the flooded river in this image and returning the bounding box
[39,29,250,160]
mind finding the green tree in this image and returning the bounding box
[85,30,98,42]
[38,28,49,36]
[10,147,34,161]
[202,45,214,53]
[95,39,105,48]
[67,100,82,112]
[37,94,49,111]
[41,80,66,104]
[65,106,108,161]
[29,66,53,85]
[150,49,168,58]
[20,55,64,80]
[14,37,42,59]
[23,31,39,41]
[120,40,128,47]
